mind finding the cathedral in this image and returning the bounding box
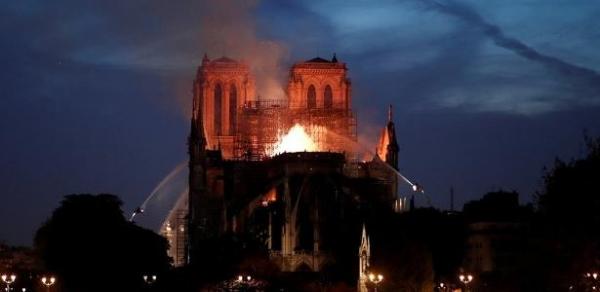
[173,54,402,281]
[192,54,356,160]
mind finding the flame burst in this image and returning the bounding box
[269,124,323,156]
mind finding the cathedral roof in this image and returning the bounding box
[199,55,249,72]
[213,56,238,63]
[306,57,333,63]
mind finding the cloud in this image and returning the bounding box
[415,0,600,113]
[292,0,600,115]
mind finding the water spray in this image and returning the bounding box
[129,161,187,222]
[325,129,425,191]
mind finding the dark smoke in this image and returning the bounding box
[423,0,600,94]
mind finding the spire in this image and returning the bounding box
[332,53,338,63]
[359,223,370,257]
[361,224,367,245]
[202,53,210,65]
[358,223,371,292]
[375,105,399,169]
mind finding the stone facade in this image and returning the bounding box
[287,56,351,110]
[193,55,355,160]
[193,55,256,158]
[187,55,400,275]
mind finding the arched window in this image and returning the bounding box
[324,85,333,109]
[307,85,316,109]
[214,83,222,135]
[229,84,237,135]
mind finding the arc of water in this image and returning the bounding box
[130,160,188,222]
[160,187,189,232]
[325,128,430,203]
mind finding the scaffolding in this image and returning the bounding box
[233,99,357,161]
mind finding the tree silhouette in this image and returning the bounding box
[534,136,600,290]
[34,194,171,292]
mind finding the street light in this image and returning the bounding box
[585,272,600,291]
[237,274,252,282]
[368,273,383,292]
[459,274,474,292]
[143,275,157,285]
[236,274,253,291]
[1,274,16,292]
[438,282,449,292]
[40,276,56,292]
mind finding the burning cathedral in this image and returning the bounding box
[163,54,410,278]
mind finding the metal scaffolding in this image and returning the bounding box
[233,99,357,161]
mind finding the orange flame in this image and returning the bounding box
[268,124,322,156]
[261,187,277,206]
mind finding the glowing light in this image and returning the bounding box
[2,274,16,284]
[143,275,157,285]
[41,276,56,287]
[459,274,474,284]
[269,124,320,156]
[262,187,277,206]
[368,273,384,284]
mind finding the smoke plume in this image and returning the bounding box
[423,0,600,96]
[199,0,288,100]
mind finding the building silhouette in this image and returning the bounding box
[168,55,403,278]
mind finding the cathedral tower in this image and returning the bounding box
[287,54,351,110]
[193,54,256,158]
[286,54,356,152]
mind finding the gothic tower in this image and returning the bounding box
[286,54,356,152]
[287,54,351,110]
[193,54,256,158]
[188,54,254,263]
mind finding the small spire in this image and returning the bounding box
[361,224,367,242]
[332,53,338,63]
[202,53,209,64]
[388,104,393,123]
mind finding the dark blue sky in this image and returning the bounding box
[2,0,600,245]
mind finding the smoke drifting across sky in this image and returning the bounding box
[422,0,600,101]
[198,0,289,100]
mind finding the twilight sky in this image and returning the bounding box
[2,0,600,245]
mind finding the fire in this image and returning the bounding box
[269,124,321,156]
[261,187,277,206]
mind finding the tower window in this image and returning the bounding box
[229,84,237,135]
[324,85,333,109]
[307,85,316,109]
[214,84,222,135]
